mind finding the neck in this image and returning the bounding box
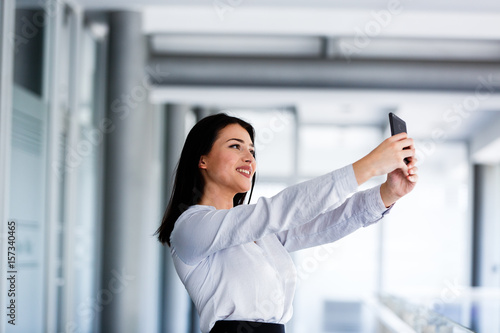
[198,183,236,210]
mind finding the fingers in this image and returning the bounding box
[388,132,413,149]
[398,137,414,150]
[402,147,416,161]
[389,135,415,160]
[400,153,418,176]
[407,156,418,168]
[371,134,417,177]
[399,136,416,163]
[407,172,418,183]
[406,165,418,183]
[389,132,408,141]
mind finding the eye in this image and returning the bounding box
[250,150,256,157]
[229,144,240,149]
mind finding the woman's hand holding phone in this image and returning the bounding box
[353,133,415,185]
[352,113,418,207]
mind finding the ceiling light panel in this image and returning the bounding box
[338,38,500,61]
[150,34,322,57]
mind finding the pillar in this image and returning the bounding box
[101,11,161,333]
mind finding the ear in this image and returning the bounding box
[198,155,208,170]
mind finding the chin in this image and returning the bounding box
[236,182,252,194]
[236,186,250,194]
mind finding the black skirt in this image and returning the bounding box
[210,320,285,333]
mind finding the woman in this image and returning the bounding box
[155,113,418,333]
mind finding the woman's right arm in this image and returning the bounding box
[171,164,359,265]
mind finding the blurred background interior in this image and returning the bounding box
[1,0,500,332]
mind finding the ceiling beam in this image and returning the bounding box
[148,56,500,92]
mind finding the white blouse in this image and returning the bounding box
[170,164,391,333]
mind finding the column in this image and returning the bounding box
[160,104,192,333]
[101,11,161,333]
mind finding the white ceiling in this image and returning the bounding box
[141,6,500,40]
[75,0,500,40]
[76,0,500,12]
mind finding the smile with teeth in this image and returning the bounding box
[236,168,251,175]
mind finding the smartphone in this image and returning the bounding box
[388,112,410,164]
[389,112,407,136]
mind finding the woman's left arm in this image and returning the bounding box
[277,157,419,252]
[276,185,388,252]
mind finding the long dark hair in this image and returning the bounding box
[155,113,256,246]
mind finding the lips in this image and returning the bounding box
[236,166,252,178]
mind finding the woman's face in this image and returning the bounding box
[199,123,257,197]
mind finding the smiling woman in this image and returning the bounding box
[155,113,418,333]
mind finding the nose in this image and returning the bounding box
[243,149,255,163]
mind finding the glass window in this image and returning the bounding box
[13,8,44,96]
[379,141,472,331]
[69,28,104,333]
[299,126,382,177]
[382,142,470,293]
[9,86,47,333]
[292,124,384,333]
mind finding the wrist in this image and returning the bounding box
[380,182,399,208]
[353,157,375,186]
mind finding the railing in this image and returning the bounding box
[377,294,475,333]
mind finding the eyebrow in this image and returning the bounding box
[226,138,255,148]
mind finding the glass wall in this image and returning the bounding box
[293,122,385,333]
[9,85,48,333]
[7,4,48,332]
[3,1,106,332]
[383,142,470,293]
[66,26,107,333]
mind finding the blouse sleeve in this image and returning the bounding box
[275,185,392,252]
[171,164,359,265]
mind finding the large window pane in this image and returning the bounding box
[13,8,44,96]
[69,28,103,333]
[292,123,384,333]
[299,126,382,177]
[382,142,470,307]
[9,86,47,333]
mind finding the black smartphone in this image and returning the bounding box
[389,112,407,136]
[388,112,410,164]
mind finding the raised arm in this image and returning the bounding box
[171,165,358,265]
[276,185,390,252]
[275,133,419,252]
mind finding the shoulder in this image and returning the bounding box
[174,204,216,228]
[171,205,216,235]
[179,204,215,218]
